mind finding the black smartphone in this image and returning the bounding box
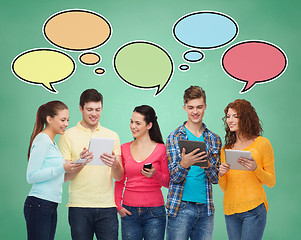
[143,163,152,170]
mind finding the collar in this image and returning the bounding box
[178,121,208,135]
[76,121,102,132]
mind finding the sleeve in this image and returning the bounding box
[166,134,189,184]
[113,133,121,156]
[253,138,276,188]
[204,135,222,184]
[152,146,170,188]
[218,147,227,192]
[114,152,126,211]
[27,135,65,184]
[58,133,72,160]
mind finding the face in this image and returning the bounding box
[226,108,239,132]
[47,109,69,135]
[130,111,152,139]
[183,98,207,124]
[80,101,102,129]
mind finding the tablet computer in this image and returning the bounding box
[178,139,208,167]
[225,149,251,171]
[87,137,115,166]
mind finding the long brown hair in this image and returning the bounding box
[223,99,262,149]
[28,101,68,160]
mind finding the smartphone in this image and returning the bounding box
[143,163,152,170]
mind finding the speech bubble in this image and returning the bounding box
[12,48,75,93]
[222,40,287,93]
[173,11,238,49]
[79,52,101,65]
[94,68,105,75]
[43,9,112,51]
[179,64,190,71]
[183,50,204,62]
[114,41,173,96]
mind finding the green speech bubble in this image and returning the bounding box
[12,48,75,93]
[114,41,173,96]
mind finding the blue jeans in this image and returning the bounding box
[121,205,166,240]
[225,203,267,240]
[166,201,214,240]
[68,207,118,240]
[24,196,58,240]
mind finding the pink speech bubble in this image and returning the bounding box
[222,41,287,93]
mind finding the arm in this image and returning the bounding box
[204,135,222,184]
[218,148,228,192]
[152,149,170,188]
[27,136,65,184]
[166,135,189,184]
[114,154,128,214]
[252,139,275,188]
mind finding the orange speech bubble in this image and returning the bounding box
[79,52,101,65]
[44,9,111,51]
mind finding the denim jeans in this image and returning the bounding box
[24,196,58,240]
[225,203,267,240]
[121,205,166,240]
[166,201,214,240]
[68,207,118,240]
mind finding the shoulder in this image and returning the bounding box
[100,126,120,138]
[64,125,80,137]
[167,124,184,141]
[33,133,52,145]
[156,143,167,152]
[121,142,131,150]
[255,136,272,147]
[205,128,222,144]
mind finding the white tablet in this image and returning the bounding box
[225,149,252,171]
[87,137,115,166]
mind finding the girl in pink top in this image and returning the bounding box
[115,105,170,240]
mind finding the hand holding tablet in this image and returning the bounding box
[178,140,209,168]
[225,149,252,171]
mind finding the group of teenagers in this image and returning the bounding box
[24,86,275,240]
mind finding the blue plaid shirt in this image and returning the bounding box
[166,122,222,217]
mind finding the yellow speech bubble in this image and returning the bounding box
[44,9,111,51]
[12,49,75,93]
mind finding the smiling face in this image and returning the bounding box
[226,108,240,133]
[130,111,152,139]
[183,97,207,125]
[80,101,102,130]
[46,109,69,135]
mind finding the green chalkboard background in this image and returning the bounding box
[1,0,300,239]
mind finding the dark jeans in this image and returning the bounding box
[121,205,166,240]
[24,196,58,240]
[225,203,267,240]
[68,207,118,240]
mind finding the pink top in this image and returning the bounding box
[114,142,170,211]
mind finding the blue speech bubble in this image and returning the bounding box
[173,11,238,49]
[183,50,204,62]
[179,64,190,71]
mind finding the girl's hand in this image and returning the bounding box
[118,207,132,218]
[141,166,156,178]
[63,160,83,173]
[238,157,257,171]
[79,147,93,165]
[219,163,230,177]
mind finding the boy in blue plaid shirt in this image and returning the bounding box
[166,86,222,240]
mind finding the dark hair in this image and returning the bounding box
[133,105,164,144]
[80,89,103,109]
[184,86,206,104]
[28,101,68,160]
[223,99,263,149]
